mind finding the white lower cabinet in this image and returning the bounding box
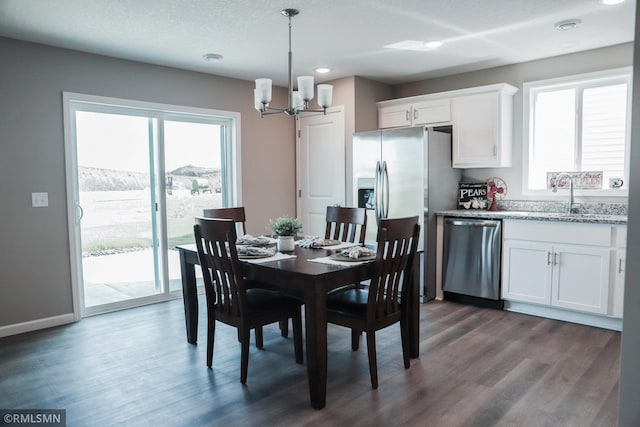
[551,244,610,315]
[502,220,617,318]
[503,240,610,314]
[611,226,627,318]
[612,249,625,318]
[502,240,552,305]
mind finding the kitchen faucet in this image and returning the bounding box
[552,172,576,214]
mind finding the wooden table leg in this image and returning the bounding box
[304,283,328,409]
[179,249,198,345]
[409,258,420,358]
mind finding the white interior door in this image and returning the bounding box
[296,107,345,236]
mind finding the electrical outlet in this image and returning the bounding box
[31,192,49,207]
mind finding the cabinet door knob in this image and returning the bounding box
[619,258,624,273]
[414,109,418,120]
[547,252,553,265]
[553,252,559,265]
[406,110,410,121]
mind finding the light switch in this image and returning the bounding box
[32,192,49,207]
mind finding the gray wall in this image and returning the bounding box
[393,43,634,202]
[324,76,393,207]
[0,37,296,328]
[617,6,640,425]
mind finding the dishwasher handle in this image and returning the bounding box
[445,218,501,228]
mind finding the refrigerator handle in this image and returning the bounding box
[382,161,389,218]
[374,161,382,220]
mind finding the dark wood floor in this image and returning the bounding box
[0,298,620,427]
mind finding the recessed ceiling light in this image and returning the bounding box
[384,40,443,51]
[424,40,443,49]
[202,53,223,62]
[314,67,332,74]
[600,0,625,5]
[554,19,582,31]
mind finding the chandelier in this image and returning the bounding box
[254,8,333,118]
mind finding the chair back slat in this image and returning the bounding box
[324,206,367,244]
[367,217,420,320]
[194,217,247,318]
[203,207,247,236]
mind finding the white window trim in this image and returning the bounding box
[522,67,632,198]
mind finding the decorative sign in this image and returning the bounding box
[458,182,488,210]
[546,171,603,190]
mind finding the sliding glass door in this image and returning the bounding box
[64,93,239,316]
[163,120,225,292]
[75,111,161,310]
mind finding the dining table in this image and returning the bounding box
[177,241,420,409]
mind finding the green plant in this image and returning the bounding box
[268,216,303,236]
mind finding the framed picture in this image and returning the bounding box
[458,182,488,209]
[546,171,603,189]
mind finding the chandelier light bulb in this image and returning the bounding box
[254,78,272,104]
[297,76,314,102]
[317,85,333,108]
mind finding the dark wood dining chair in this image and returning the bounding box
[324,206,367,244]
[194,217,303,384]
[203,207,247,236]
[203,206,290,340]
[326,216,420,389]
[326,206,368,299]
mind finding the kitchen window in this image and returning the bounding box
[523,68,631,195]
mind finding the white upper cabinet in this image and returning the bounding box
[379,98,451,128]
[377,83,518,168]
[378,103,411,128]
[451,87,516,168]
[413,99,451,126]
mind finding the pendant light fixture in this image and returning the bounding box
[254,8,333,118]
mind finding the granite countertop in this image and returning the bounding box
[436,209,627,225]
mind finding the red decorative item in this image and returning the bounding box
[486,177,507,211]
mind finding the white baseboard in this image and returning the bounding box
[505,301,622,331]
[0,313,76,338]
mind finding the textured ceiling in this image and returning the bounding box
[0,0,635,86]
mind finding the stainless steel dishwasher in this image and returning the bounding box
[442,217,503,309]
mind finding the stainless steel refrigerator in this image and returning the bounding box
[353,126,461,300]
